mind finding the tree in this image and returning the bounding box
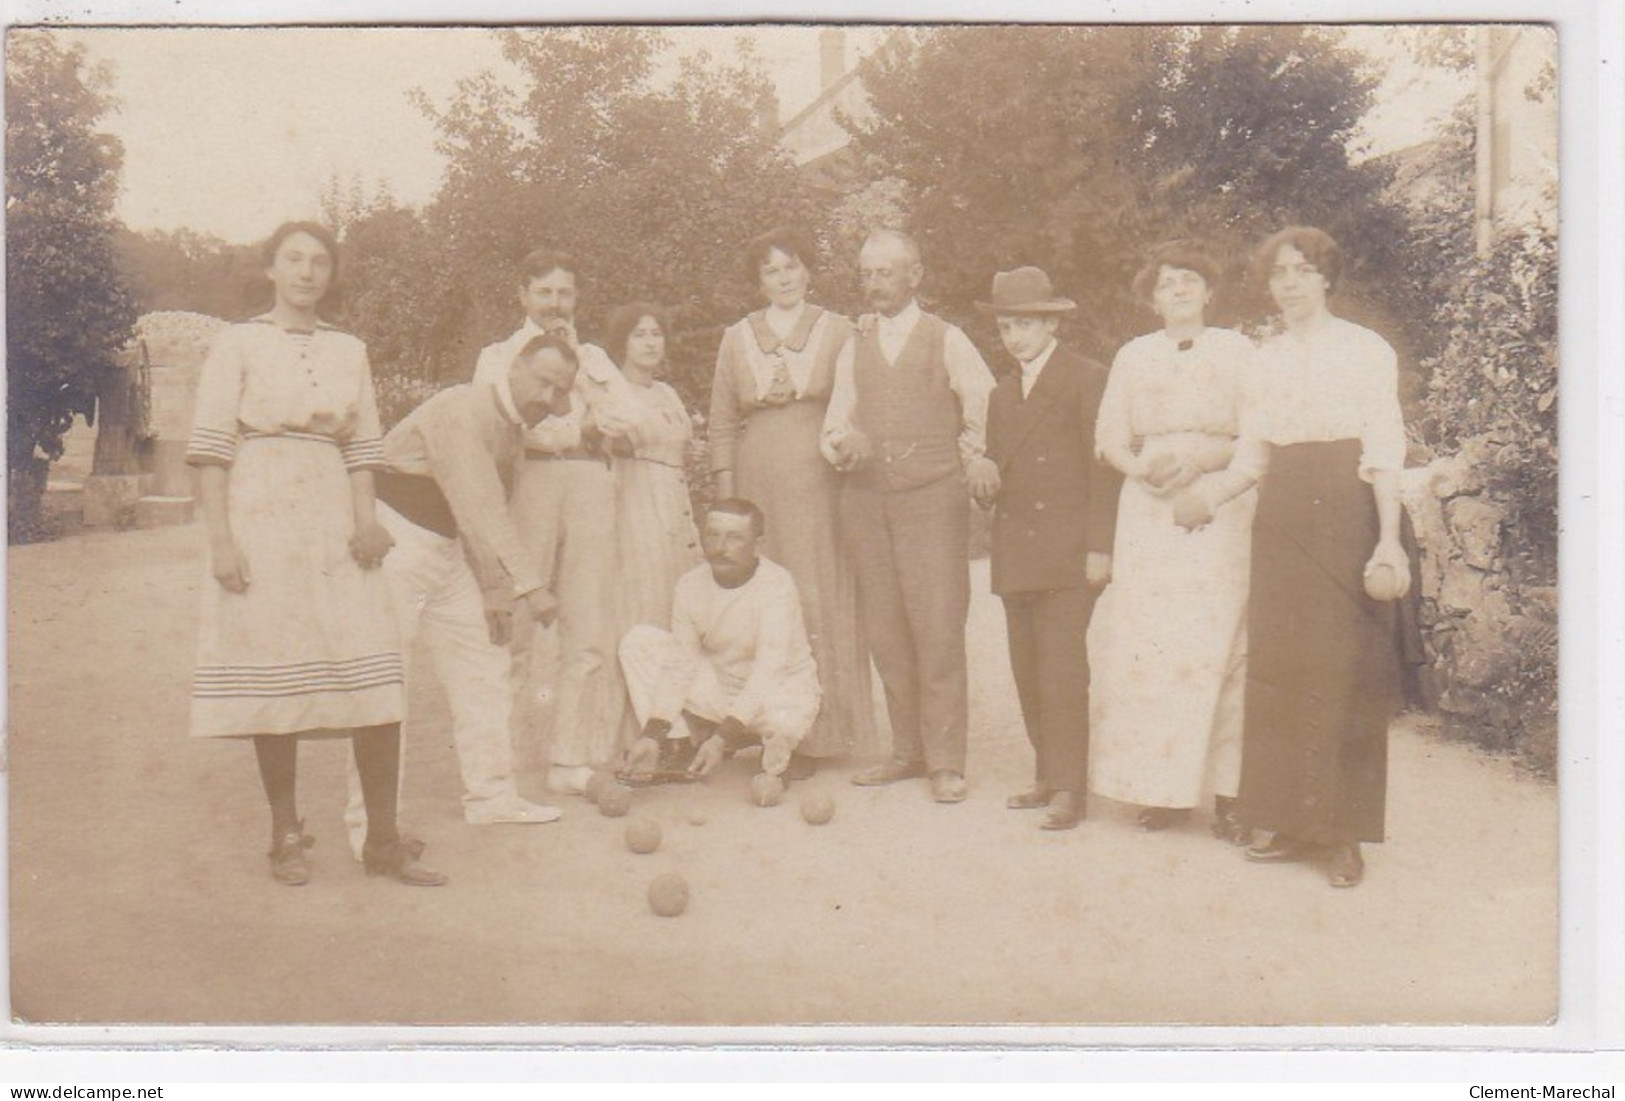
[846,26,1409,363]
[6,30,138,541]
[341,28,826,409]
[112,227,265,319]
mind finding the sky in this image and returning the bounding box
[52,24,1468,246]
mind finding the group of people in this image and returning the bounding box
[186,217,1414,893]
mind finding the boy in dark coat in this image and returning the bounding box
[976,268,1121,830]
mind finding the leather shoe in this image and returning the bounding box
[852,758,927,786]
[362,836,448,887]
[1007,786,1050,810]
[1210,796,1251,846]
[929,770,968,803]
[268,821,314,886]
[1041,790,1083,830]
[1327,843,1365,888]
[1136,806,1191,832]
[1246,834,1315,863]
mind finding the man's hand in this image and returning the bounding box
[541,317,579,351]
[349,521,394,570]
[1171,489,1215,532]
[484,608,514,647]
[966,456,1001,508]
[688,735,727,778]
[828,428,873,472]
[210,539,251,594]
[1085,552,1112,587]
[623,736,662,778]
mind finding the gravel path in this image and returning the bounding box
[7,522,1557,1026]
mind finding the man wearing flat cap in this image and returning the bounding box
[976,267,1120,830]
[820,229,998,804]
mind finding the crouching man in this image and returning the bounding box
[619,498,821,797]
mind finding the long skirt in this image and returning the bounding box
[1237,439,1409,845]
[613,456,703,636]
[190,436,403,738]
[1087,454,1256,809]
[735,400,877,759]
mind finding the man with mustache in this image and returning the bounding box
[820,229,998,803]
[472,249,637,797]
[617,498,821,796]
[344,332,579,852]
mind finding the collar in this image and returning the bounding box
[1021,338,1059,377]
[491,374,524,427]
[749,304,824,355]
[713,558,760,590]
[876,298,922,338]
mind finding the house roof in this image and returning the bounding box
[778,64,864,139]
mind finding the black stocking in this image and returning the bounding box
[252,735,299,841]
[352,723,402,850]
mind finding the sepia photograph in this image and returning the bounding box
[2,11,1584,1042]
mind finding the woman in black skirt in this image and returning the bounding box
[1180,226,1413,888]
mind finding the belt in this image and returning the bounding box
[524,448,607,463]
[241,430,337,447]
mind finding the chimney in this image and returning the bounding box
[756,87,780,137]
[819,27,846,92]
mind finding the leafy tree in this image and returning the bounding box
[112,227,266,319]
[847,25,1409,364]
[342,28,826,409]
[6,30,138,541]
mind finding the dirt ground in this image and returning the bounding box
[6,520,1557,1027]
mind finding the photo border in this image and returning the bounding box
[1,0,1618,1080]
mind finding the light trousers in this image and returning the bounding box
[345,503,520,854]
[618,624,818,777]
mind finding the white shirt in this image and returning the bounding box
[1239,315,1406,483]
[471,319,635,453]
[819,298,996,468]
[1019,338,1059,399]
[743,304,825,399]
[653,557,820,725]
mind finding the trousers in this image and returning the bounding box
[839,473,971,774]
[1002,586,1095,796]
[618,624,818,777]
[344,502,520,854]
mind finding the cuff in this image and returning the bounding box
[341,437,385,472]
[185,427,238,466]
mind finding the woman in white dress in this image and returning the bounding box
[188,221,443,887]
[708,228,874,776]
[602,303,704,638]
[1087,240,1257,841]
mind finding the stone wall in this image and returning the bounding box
[1401,433,1558,763]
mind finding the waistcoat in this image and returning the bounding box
[850,311,961,492]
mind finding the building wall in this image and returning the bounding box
[1486,26,1558,230]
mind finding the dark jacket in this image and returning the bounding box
[985,342,1121,595]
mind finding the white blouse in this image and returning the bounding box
[742,305,829,399]
[1242,315,1406,483]
[1095,327,1256,465]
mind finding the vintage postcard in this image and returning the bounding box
[2,1,1611,1074]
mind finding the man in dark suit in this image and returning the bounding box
[976,267,1121,831]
